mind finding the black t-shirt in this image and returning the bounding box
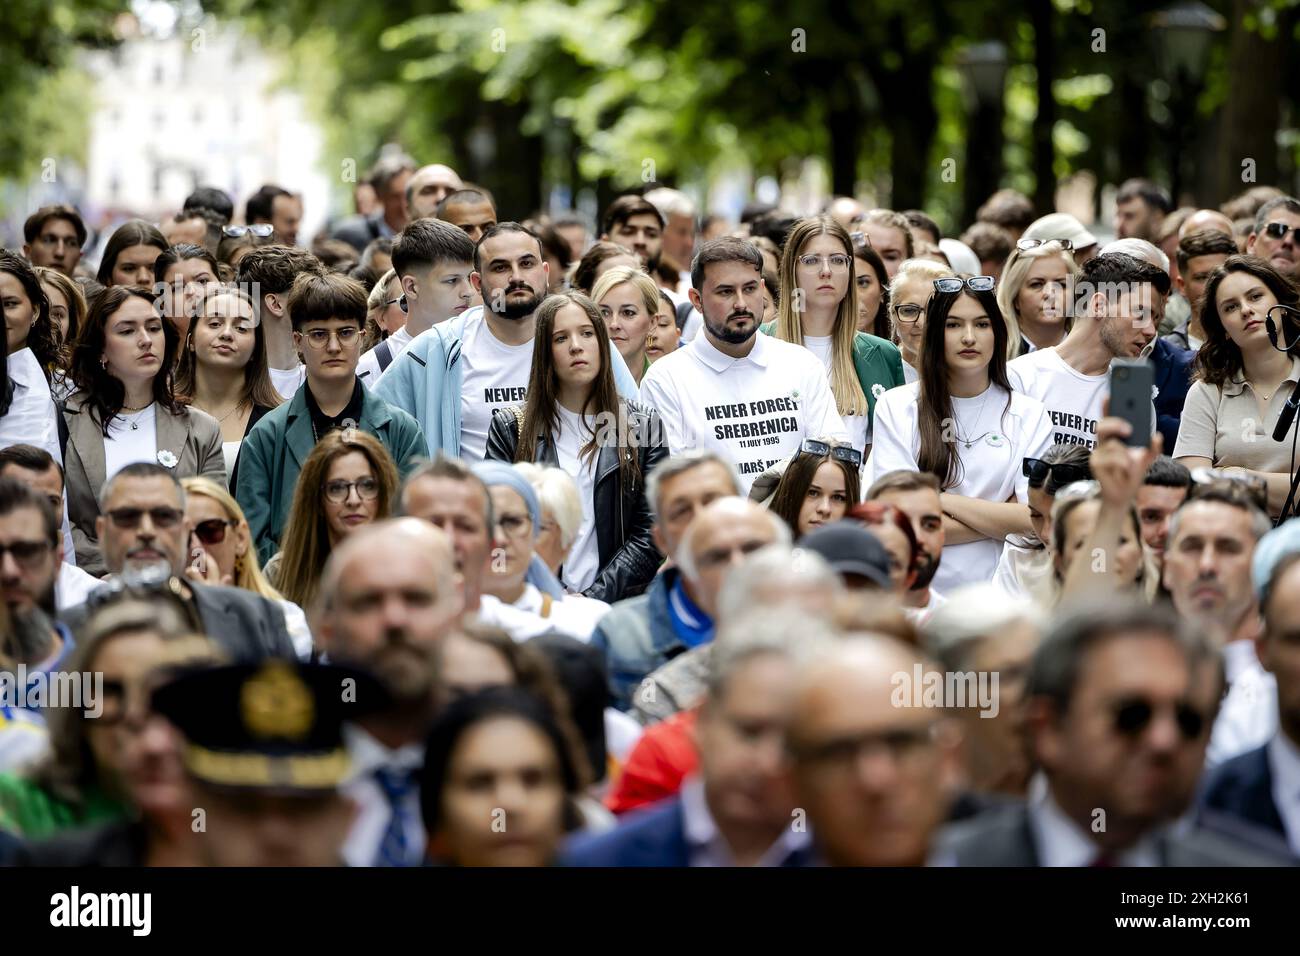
[304,377,364,443]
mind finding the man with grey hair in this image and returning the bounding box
[60,462,294,660]
[589,452,741,709]
[333,153,418,251]
[1161,484,1275,766]
[565,607,828,866]
[1246,194,1300,282]
[314,518,464,867]
[405,163,464,222]
[934,598,1284,865]
[633,543,839,723]
[924,586,1044,800]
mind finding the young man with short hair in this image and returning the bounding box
[405,164,463,222]
[1114,178,1172,242]
[357,219,475,386]
[245,184,302,247]
[333,156,417,251]
[638,237,847,494]
[236,273,427,561]
[1164,229,1238,352]
[22,205,86,277]
[236,245,327,400]
[601,194,665,274]
[374,222,640,460]
[435,189,497,246]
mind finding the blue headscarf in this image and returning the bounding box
[1252,518,1300,599]
[472,460,567,599]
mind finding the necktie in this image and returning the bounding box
[372,766,417,867]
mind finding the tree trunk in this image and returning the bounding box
[827,98,862,197]
[1212,0,1282,204]
[1031,0,1056,215]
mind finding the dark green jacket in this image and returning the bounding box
[235,382,427,563]
[759,324,905,429]
[0,774,127,840]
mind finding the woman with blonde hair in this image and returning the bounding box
[996,239,1077,358]
[265,429,399,609]
[181,476,312,659]
[591,266,661,384]
[363,267,405,352]
[765,215,904,456]
[886,258,956,384]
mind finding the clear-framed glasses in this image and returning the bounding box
[797,253,852,271]
[1017,238,1074,252]
[323,477,380,503]
[933,276,996,294]
[297,327,360,349]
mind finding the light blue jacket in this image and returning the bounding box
[373,306,642,459]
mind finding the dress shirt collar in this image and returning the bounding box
[679,776,812,867]
[1030,779,1160,867]
[691,327,769,373]
[1221,355,1300,398]
[344,723,423,781]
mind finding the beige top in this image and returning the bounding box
[1173,356,1300,472]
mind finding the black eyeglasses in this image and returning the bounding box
[1023,458,1092,488]
[802,439,863,469]
[1016,238,1074,252]
[190,518,233,546]
[893,303,924,324]
[0,538,53,570]
[106,507,185,530]
[323,477,380,503]
[933,276,996,294]
[1262,221,1300,242]
[1112,697,1205,741]
[221,224,275,239]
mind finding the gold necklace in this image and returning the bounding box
[211,399,248,424]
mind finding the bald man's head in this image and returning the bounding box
[676,497,791,618]
[786,635,959,866]
[314,518,463,702]
[1179,209,1235,241]
[407,164,464,221]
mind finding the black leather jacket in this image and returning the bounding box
[485,399,667,604]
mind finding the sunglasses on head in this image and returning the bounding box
[190,518,233,546]
[933,276,996,294]
[1112,697,1205,741]
[1023,457,1092,489]
[221,224,275,239]
[802,439,863,469]
[1017,238,1074,252]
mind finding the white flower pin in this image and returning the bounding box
[871,383,885,399]
[157,450,178,468]
[1152,384,1160,400]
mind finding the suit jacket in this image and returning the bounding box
[11,820,145,867]
[1152,336,1195,453]
[1198,743,1288,841]
[933,798,1292,866]
[234,381,427,563]
[484,399,667,603]
[61,580,296,661]
[61,392,226,575]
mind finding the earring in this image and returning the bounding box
[99,356,108,369]
[234,551,245,577]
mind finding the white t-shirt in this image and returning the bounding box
[1,349,60,464]
[992,539,1055,606]
[1007,347,1108,449]
[475,594,554,642]
[553,405,601,592]
[802,334,869,454]
[458,312,534,461]
[55,560,102,611]
[867,382,1053,593]
[221,440,241,480]
[903,588,947,628]
[278,598,314,660]
[269,364,306,401]
[103,404,158,482]
[639,331,848,494]
[513,583,611,643]
[357,325,413,389]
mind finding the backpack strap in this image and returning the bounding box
[374,339,394,373]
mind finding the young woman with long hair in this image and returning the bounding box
[995,239,1078,357]
[96,220,169,289]
[868,276,1053,593]
[174,286,282,479]
[766,215,904,456]
[485,292,667,604]
[264,428,398,609]
[763,439,862,538]
[591,266,660,385]
[1,252,66,386]
[153,243,221,339]
[62,286,225,574]
[852,234,892,339]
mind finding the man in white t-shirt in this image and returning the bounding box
[639,237,847,494]
[236,246,326,400]
[1008,252,1167,449]
[357,219,474,387]
[866,469,947,616]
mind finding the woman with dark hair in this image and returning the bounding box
[868,276,1053,592]
[0,252,62,457]
[647,288,681,364]
[852,234,892,339]
[265,428,398,609]
[485,292,666,604]
[571,241,639,296]
[1174,254,1300,516]
[96,220,169,289]
[153,243,220,338]
[764,439,862,537]
[765,216,904,457]
[847,500,922,599]
[174,286,282,479]
[62,286,226,574]
[216,224,273,274]
[535,222,573,294]
[419,686,588,867]
[1050,481,1151,605]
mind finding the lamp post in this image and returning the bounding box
[957,41,1008,227]
[1150,2,1225,202]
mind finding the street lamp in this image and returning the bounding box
[956,41,1008,109]
[1150,2,1226,203]
[956,41,1008,226]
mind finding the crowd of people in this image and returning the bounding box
[1,156,1299,868]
